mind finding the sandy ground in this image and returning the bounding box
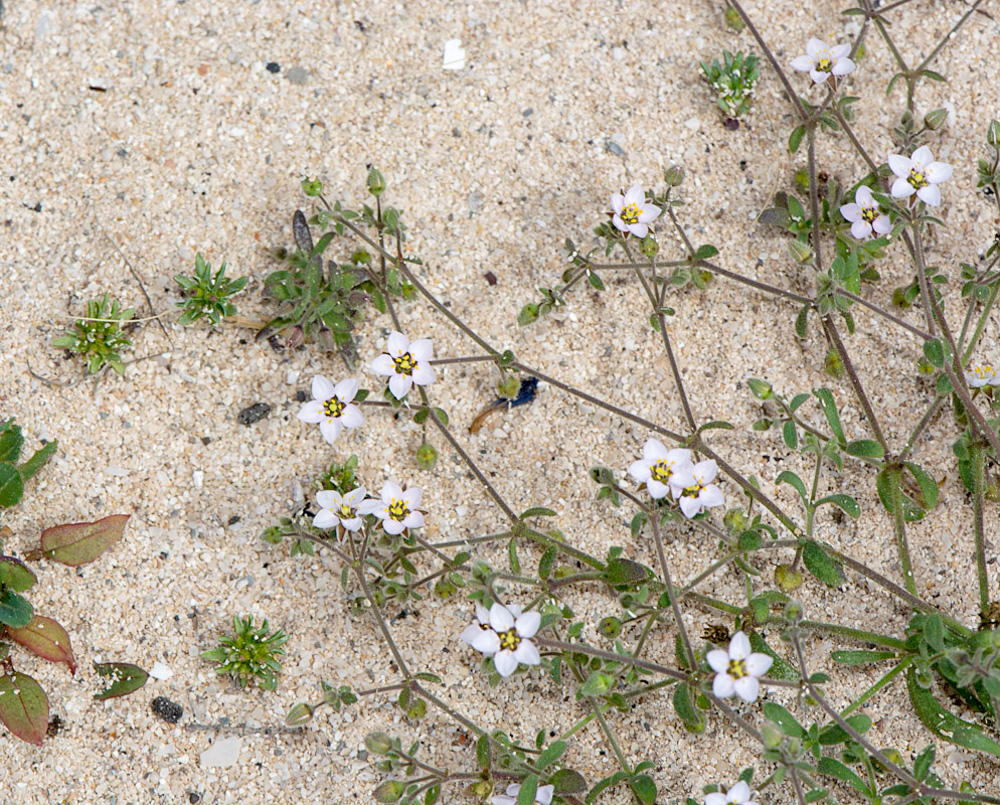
[2,0,1000,802]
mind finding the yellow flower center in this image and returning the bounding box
[970,365,995,380]
[620,202,642,226]
[860,205,877,224]
[908,167,928,190]
[393,352,418,376]
[339,503,355,518]
[684,482,705,497]
[388,498,410,522]
[650,459,676,483]
[322,396,346,419]
[815,55,833,73]
[498,628,521,651]
[727,658,748,679]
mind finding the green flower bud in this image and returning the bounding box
[301,177,323,197]
[598,617,624,639]
[641,235,659,258]
[367,166,386,198]
[761,722,784,749]
[923,108,948,131]
[775,564,804,593]
[824,348,845,379]
[499,375,521,398]
[373,780,406,803]
[664,164,685,187]
[788,239,813,264]
[724,5,745,31]
[416,442,438,471]
[365,731,393,755]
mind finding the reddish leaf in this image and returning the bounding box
[0,671,49,745]
[40,514,130,566]
[6,616,76,674]
[0,556,37,592]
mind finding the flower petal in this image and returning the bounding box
[745,652,774,677]
[679,496,701,518]
[707,648,730,673]
[341,517,363,531]
[515,611,541,638]
[806,38,825,57]
[850,219,872,240]
[370,354,396,377]
[494,649,518,677]
[312,509,340,530]
[611,215,628,233]
[312,375,335,401]
[643,438,669,462]
[911,145,933,167]
[890,177,914,198]
[646,479,671,500]
[887,154,911,178]
[513,638,541,666]
[319,418,344,444]
[623,185,644,206]
[386,331,409,356]
[357,499,383,515]
[728,781,751,804]
[734,675,761,703]
[629,222,649,238]
[610,193,625,214]
[461,625,500,654]
[926,161,953,183]
[344,486,366,505]
[839,202,861,222]
[382,518,406,535]
[713,672,735,698]
[830,44,851,60]
[917,184,941,206]
[489,603,515,632]
[316,490,342,508]
[334,378,359,402]
[404,511,425,530]
[790,55,813,72]
[705,795,728,805]
[872,216,892,234]
[536,785,555,805]
[297,400,324,423]
[832,57,855,76]
[408,338,434,361]
[402,486,423,508]
[729,631,751,660]
[700,484,725,510]
[693,459,718,484]
[389,373,412,399]
[382,481,404,503]
[411,362,437,386]
[809,68,830,84]
[855,186,875,205]
[628,459,651,483]
[340,405,365,429]
[638,203,661,223]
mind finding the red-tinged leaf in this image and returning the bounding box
[40,514,130,566]
[93,662,148,700]
[0,556,37,592]
[6,616,77,674]
[0,671,49,745]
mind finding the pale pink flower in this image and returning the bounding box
[297,376,364,444]
[790,38,855,84]
[840,186,891,239]
[707,631,773,703]
[611,185,661,238]
[370,331,436,399]
[888,146,953,207]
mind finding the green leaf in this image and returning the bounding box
[521,506,557,519]
[550,768,587,794]
[537,740,567,771]
[816,757,869,794]
[782,420,798,449]
[831,650,899,666]
[923,338,945,368]
[698,420,734,432]
[749,631,798,681]
[812,388,845,445]
[763,702,806,737]
[476,734,491,770]
[903,461,939,510]
[813,494,860,518]
[0,672,49,745]
[907,667,1000,756]
[673,683,705,733]
[517,775,539,805]
[845,439,884,459]
[507,538,520,574]
[40,513,130,566]
[794,304,810,338]
[693,244,719,261]
[789,125,806,153]
[0,462,24,508]
[802,541,845,587]
[818,714,872,745]
[921,69,946,82]
[0,589,34,628]
[604,557,651,586]
[629,774,657,804]
[538,547,556,580]
[0,556,37,592]
[776,471,808,503]
[0,424,24,462]
[6,616,76,672]
[93,662,150,700]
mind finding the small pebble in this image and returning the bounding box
[285,67,309,85]
[200,736,242,767]
[265,62,280,73]
[151,696,183,724]
[149,661,173,680]
[237,402,271,426]
[193,470,204,489]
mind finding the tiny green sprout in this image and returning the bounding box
[699,50,760,119]
[52,293,135,375]
[174,253,248,327]
[201,615,289,691]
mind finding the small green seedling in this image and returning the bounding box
[700,50,761,119]
[174,253,248,326]
[202,615,288,691]
[52,293,134,375]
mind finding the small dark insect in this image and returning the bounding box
[151,696,184,724]
[703,624,730,644]
[469,377,539,433]
[237,402,272,426]
[265,62,280,74]
[47,715,66,737]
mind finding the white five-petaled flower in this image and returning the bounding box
[313,487,371,532]
[707,631,773,703]
[966,364,1000,388]
[888,146,953,207]
[611,185,661,239]
[676,459,725,519]
[492,783,555,805]
[297,376,364,444]
[706,780,758,805]
[840,186,892,240]
[790,38,855,84]
[628,439,696,500]
[369,481,425,535]
[460,602,542,678]
[370,331,436,399]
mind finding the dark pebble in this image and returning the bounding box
[723,117,740,131]
[266,62,280,73]
[295,390,308,402]
[237,402,271,426]
[151,696,183,724]
[484,271,497,286]
[228,515,241,525]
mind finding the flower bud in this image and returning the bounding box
[641,235,659,258]
[788,239,813,264]
[664,164,685,187]
[285,702,314,726]
[470,781,493,799]
[499,375,520,398]
[923,108,948,131]
[285,325,305,350]
[824,348,844,379]
[761,722,784,749]
[416,442,438,471]
[301,177,323,197]
[784,598,803,621]
[724,5,745,31]
[598,617,624,639]
[367,166,386,198]
[434,577,457,598]
[775,564,804,593]
[373,780,406,803]
[988,120,1000,149]
[365,731,393,755]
